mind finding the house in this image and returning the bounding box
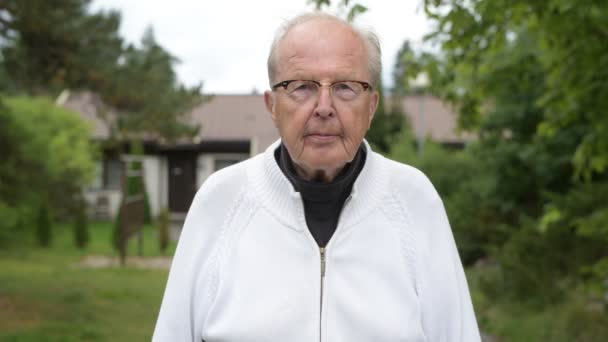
[58,91,278,222]
[58,90,470,222]
[401,94,475,148]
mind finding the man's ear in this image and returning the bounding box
[367,90,379,128]
[264,90,279,126]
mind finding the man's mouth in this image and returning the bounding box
[305,133,341,143]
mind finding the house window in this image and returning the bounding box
[103,158,123,190]
[88,161,104,190]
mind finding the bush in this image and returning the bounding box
[73,199,89,249]
[36,203,52,247]
[112,209,121,251]
[0,95,95,244]
[390,135,500,265]
[158,208,170,253]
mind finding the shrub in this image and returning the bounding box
[36,203,52,247]
[112,208,121,251]
[0,95,95,244]
[73,199,89,248]
[158,208,170,253]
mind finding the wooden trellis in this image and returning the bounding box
[117,155,146,266]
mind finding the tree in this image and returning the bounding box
[0,96,95,243]
[418,0,608,305]
[364,80,406,153]
[36,203,52,247]
[0,1,205,143]
[158,208,170,254]
[0,0,123,95]
[73,196,89,249]
[308,0,368,22]
[422,0,608,179]
[104,28,203,142]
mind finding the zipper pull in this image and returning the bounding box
[320,247,326,277]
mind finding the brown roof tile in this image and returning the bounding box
[187,94,279,153]
[57,90,116,140]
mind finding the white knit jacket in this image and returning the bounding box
[153,140,481,342]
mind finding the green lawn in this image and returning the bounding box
[0,222,175,341]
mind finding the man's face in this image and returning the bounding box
[264,19,379,181]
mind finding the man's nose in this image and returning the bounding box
[313,86,335,118]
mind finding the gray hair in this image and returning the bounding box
[267,12,382,87]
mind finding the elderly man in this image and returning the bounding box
[153,12,480,342]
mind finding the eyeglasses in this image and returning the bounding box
[271,80,372,103]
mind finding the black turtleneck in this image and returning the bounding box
[274,143,366,247]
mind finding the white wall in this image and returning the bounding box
[143,156,162,218]
[158,156,169,213]
[83,189,122,220]
[196,154,215,189]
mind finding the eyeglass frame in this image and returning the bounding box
[271,79,373,102]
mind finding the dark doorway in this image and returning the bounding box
[168,153,196,213]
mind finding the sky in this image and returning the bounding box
[91,0,434,94]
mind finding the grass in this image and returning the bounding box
[0,221,176,341]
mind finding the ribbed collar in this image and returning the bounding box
[249,139,389,233]
[275,143,366,203]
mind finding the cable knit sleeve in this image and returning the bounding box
[397,167,481,342]
[152,165,247,342]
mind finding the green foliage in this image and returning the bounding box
[398,0,608,320]
[73,199,89,249]
[0,203,19,245]
[105,28,204,141]
[0,1,205,142]
[390,136,502,265]
[423,0,608,178]
[541,182,608,295]
[158,208,170,254]
[0,0,123,95]
[36,204,52,247]
[469,266,608,341]
[0,96,95,243]
[307,0,367,22]
[126,141,151,223]
[365,82,405,153]
[112,209,121,252]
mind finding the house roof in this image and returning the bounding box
[56,90,116,140]
[58,90,472,154]
[187,94,279,154]
[185,94,473,152]
[401,95,475,144]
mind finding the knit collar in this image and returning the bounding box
[275,143,366,203]
[249,139,388,233]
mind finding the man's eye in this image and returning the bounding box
[334,83,355,92]
[292,83,315,92]
[333,83,358,98]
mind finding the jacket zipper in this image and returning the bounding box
[319,246,326,342]
[317,195,351,341]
